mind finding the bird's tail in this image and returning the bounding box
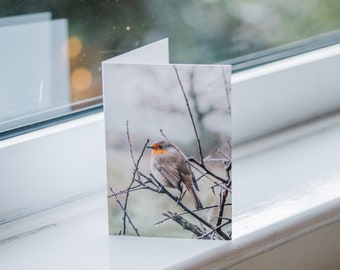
[188,187,203,210]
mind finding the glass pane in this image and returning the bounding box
[1,0,340,134]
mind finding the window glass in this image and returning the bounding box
[1,0,340,135]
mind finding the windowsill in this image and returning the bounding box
[1,111,340,269]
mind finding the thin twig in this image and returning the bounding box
[108,184,155,197]
[173,65,204,163]
[188,157,227,183]
[123,121,149,234]
[154,203,231,226]
[160,129,169,141]
[126,121,136,166]
[216,148,231,161]
[216,188,227,230]
[163,211,210,239]
[222,66,231,113]
[198,220,231,240]
[109,187,140,236]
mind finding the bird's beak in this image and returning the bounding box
[146,145,153,149]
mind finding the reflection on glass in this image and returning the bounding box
[1,1,340,134]
[0,13,70,131]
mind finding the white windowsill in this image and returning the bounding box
[1,110,340,270]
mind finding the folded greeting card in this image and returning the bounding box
[102,39,232,240]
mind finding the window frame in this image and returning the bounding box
[1,30,340,141]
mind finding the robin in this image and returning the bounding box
[147,140,203,209]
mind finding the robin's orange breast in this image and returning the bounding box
[151,148,167,156]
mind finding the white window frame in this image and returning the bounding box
[232,43,340,144]
[0,113,106,223]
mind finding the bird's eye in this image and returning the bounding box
[159,145,164,149]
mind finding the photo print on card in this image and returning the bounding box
[103,41,232,240]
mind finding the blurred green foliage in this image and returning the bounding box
[2,0,340,62]
[1,0,340,100]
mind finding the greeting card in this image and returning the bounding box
[102,39,231,240]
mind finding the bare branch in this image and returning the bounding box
[163,211,210,239]
[109,187,140,236]
[188,157,228,184]
[222,66,231,113]
[216,188,227,231]
[122,121,149,234]
[126,121,136,166]
[216,148,231,161]
[198,220,231,240]
[154,203,231,226]
[173,65,204,163]
[148,173,230,240]
[160,129,170,141]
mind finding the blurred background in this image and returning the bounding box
[1,0,340,133]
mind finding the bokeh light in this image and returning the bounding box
[71,67,92,92]
[68,36,82,58]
